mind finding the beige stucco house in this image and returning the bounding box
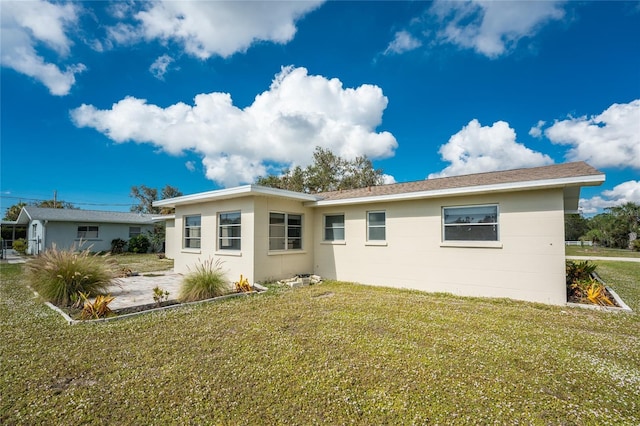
[154,162,604,305]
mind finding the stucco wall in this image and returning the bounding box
[171,199,255,285]
[253,196,314,283]
[164,219,177,259]
[312,188,567,305]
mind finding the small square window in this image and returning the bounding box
[324,214,345,241]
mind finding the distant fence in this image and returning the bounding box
[565,241,593,246]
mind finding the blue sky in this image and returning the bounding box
[1,1,639,216]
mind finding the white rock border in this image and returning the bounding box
[566,272,632,313]
[39,285,268,325]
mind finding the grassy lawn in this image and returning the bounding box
[110,252,174,273]
[566,245,640,258]
[1,262,639,424]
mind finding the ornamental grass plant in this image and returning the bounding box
[179,257,229,302]
[25,244,115,306]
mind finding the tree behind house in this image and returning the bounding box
[256,147,385,193]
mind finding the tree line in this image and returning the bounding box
[566,202,640,250]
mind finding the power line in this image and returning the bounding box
[0,195,134,207]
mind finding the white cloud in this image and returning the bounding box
[70,66,398,187]
[429,0,566,58]
[382,174,397,185]
[384,30,422,55]
[529,120,546,138]
[544,100,640,170]
[428,119,553,178]
[0,0,86,95]
[185,161,196,172]
[108,1,323,59]
[579,180,640,214]
[149,54,174,80]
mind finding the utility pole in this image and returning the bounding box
[53,190,57,208]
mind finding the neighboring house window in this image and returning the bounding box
[443,205,498,241]
[269,212,302,250]
[324,214,345,241]
[77,225,99,239]
[367,211,386,241]
[129,226,141,238]
[184,215,201,249]
[219,211,241,250]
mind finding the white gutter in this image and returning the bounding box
[306,174,606,207]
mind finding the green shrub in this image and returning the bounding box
[565,260,597,286]
[128,234,150,253]
[179,258,228,302]
[12,238,28,255]
[632,239,640,252]
[25,244,115,306]
[111,238,127,254]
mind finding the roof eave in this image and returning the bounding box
[153,184,320,208]
[306,174,606,207]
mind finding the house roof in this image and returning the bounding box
[153,161,604,210]
[309,161,604,206]
[16,207,157,225]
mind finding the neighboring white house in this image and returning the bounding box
[15,207,157,254]
[154,162,605,305]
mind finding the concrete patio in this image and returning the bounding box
[107,270,184,310]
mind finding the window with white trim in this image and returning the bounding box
[443,205,498,241]
[269,212,302,250]
[219,211,241,250]
[129,226,141,238]
[367,211,386,241]
[184,215,201,249]
[324,214,345,241]
[77,225,99,239]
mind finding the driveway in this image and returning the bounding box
[566,255,640,263]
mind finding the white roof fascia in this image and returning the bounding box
[15,208,33,225]
[153,185,319,208]
[306,174,606,207]
[152,214,175,221]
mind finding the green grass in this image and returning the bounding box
[566,245,640,258]
[1,262,639,424]
[110,252,174,273]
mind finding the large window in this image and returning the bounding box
[77,225,99,239]
[184,215,201,249]
[324,214,345,241]
[367,211,386,241]
[219,211,241,250]
[269,212,302,251]
[443,205,498,241]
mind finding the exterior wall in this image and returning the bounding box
[27,220,46,255]
[312,189,567,305]
[171,199,256,286]
[252,196,315,283]
[164,219,177,259]
[36,222,154,253]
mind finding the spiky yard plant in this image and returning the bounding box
[78,292,115,320]
[25,244,116,306]
[179,258,228,302]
